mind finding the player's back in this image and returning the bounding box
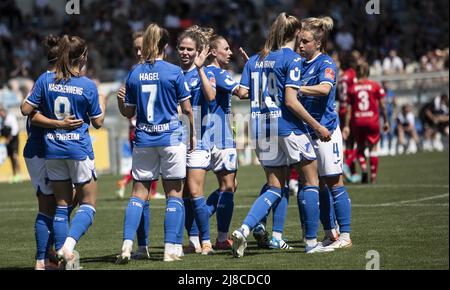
[126,60,190,147]
[337,68,357,116]
[348,79,385,127]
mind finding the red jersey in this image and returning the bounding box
[337,68,357,116]
[348,79,385,127]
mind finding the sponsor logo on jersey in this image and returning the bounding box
[324,68,335,80]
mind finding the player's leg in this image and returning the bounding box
[160,144,187,262]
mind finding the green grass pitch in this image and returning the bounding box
[0,151,448,270]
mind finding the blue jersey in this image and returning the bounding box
[24,72,50,159]
[240,48,306,139]
[183,66,216,150]
[300,53,339,138]
[125,60,191,148]
[207,65,238,149]
[26,72,102,160]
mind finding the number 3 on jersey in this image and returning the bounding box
[142,84,157,122]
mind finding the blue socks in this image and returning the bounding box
[184,198,199,237]
[68,204,96,242]
[53,206,69,251]
[243,186,282,230]
[123,197,145,241]
[165,197,184,244]
[319,187,336,230]
[272,187,289,234]
[206,189,220,216]
[216,191,234,234]
[193,196,211,241]
[35,213,53,260]
[331,186,351,233]
[137,201,150,247]
[298,186,320,239]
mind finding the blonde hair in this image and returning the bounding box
[259,13,302,60]
[301,16,334,52]
[141,24,169,64]
[178,25,214,51]
[55,35,87,82]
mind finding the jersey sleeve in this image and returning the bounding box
[205,68,217,90]
[319,61,337,87]
[26,74,46,108]
[239,60,251,90]
[87,81,102,119]
[176,71,191,103]
[285,56,302,89]
[124,71,137,107]
[217,71,239,94]
[377,83,386,100]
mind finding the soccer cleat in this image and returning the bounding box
[163,252,182,262]
[231,229,247,258]
[131,247,150,260]
[361,172,369,184]
[116,243,132,264]
[288,179,299,196]
[321,233,339,247]
[57,249,81,270]
[183,243,202,254]
[214,238,233,250]
[34,260,46,271]
[201,242,215,255]
[253,224,270,249]
[326,237,352,249]
[269,237,294,250]
[342,163,353,182]
[305,243,335,254]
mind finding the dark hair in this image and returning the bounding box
[44,35,60,64]
[55,35,87,82]
[133,31,143,40]
[259,13,302,60]
[356,61,370,79]
[141,24,169,64]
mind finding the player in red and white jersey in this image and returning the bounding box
[343,62,389,183]
[337,53,358,182]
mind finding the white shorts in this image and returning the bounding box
[210,146,238,173]
[25,157,53,196]
[256,133,316,167]
[312,127,343,177]
[46,157,97,185]
[132,144,186,181]
[186,149,211,170]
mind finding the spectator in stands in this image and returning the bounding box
[0,104,22,183]
[383,49,404,75]
[396,103,420,154]
[419,94,449,152]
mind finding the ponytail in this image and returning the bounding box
[301,16,334,52]
[55,35,87,82]
[141,24,169,64]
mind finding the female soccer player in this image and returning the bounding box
[22,35,84,270]
[21,35,106,269]
[177,26,216,255]
[231,13,332,258]
[204,34,239,250]
[343,62,390,184]
[297,17,352,248]
[116,23,195,263]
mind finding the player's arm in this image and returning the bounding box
[379,98,390,133]
[236,87,249,100]
[299,83,332,97]
[195,46,216,102]
[285,86,331,142]
[20,101,35,116]
[342,104,352,140]
[30,111,83,130]
[117,86,136,119]
[180,98,196,152]
[91,88,106,129]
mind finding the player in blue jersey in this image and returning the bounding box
[21,35,106,269]
[204,34,239,250]
[116,24,195,263]
[177,26,217,255]
[22,35,84,270]
[297,17,352,249]
[231,13,333,258]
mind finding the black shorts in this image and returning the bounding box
[7,135,19,157]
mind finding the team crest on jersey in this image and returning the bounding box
[225,77,236,86]
[190,78,199,87]
[324,68,335,80]
[308,67,315,75]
